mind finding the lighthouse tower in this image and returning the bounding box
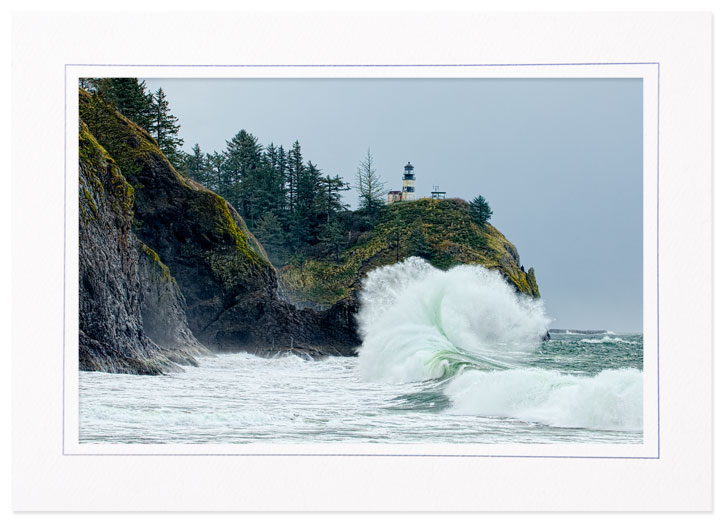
[402,162,416,201]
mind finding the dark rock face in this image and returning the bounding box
[526,267,540,297]
[79,124,185,374]
[207,294,360,355]
[137,241,211,364]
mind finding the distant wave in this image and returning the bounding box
[355,257,643,432]
[581,336,638,345]
[549,329,615,335]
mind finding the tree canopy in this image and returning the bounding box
[470,195,493,226]
[355,148,386,216]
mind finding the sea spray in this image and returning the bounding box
[356,258,550,383]
[355,257,643,432]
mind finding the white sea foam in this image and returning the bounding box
[444,367,643,431]
[355,257,643,431]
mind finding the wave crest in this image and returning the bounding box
[356,258,550,383]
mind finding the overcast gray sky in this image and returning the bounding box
[143,78,643,332]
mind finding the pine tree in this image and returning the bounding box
[255,211,287,266]
[292,161,323,245]
[286,140,305,215]
[470,195,493,226]
[258,143,288,225]
[318,174,350,222]
[96,78,154,130]
[263,143,278,171]
[275,146,290,228]
[222,130,262,223]
[318,218,346,262]
[356,148,386,216]
[206,151,225,194]
[149,87,184,169]
[185,144,208,186]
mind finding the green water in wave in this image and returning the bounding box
[391,332,644,413]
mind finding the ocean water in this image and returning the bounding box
[80,258,643,444]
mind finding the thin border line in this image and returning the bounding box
[67,62,659,67]
[61,453,658,459]
[656,62,661,459]
[65,62,659,459]
[63,65,67,456]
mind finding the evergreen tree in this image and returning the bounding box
[275,145,289,228]
[263,143,278,172]
[276,145,288,182]
[95,78,154,130]
[149,87,184,169]
[318,174,350,222]
[185,144,208,186]
[318,218,346,262]
[222,129,263,218]
[286,140,305,215]
[355,148,386,216]
[206,151,225,194]
[257,144,288,223]
[470,195,493,226]
[290,161,323,246]
[255,211,287,266]
[289,209,313,250]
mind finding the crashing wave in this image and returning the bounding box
[355,258,643,432]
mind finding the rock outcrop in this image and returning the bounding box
[79,123,201,374]
[137,241,210,364]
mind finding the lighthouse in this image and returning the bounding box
[402,162,416,201]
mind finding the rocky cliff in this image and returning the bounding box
[79,123,206,374]
[79,90,355,370]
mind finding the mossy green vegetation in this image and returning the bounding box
[183,189,271,293]
[188,191,266,266]
[79,88,275,301]
[79,89,190,188]
[280,198,540,306]
[139,241,173,283]
[79,123,107,218]
[79,121,135,222]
